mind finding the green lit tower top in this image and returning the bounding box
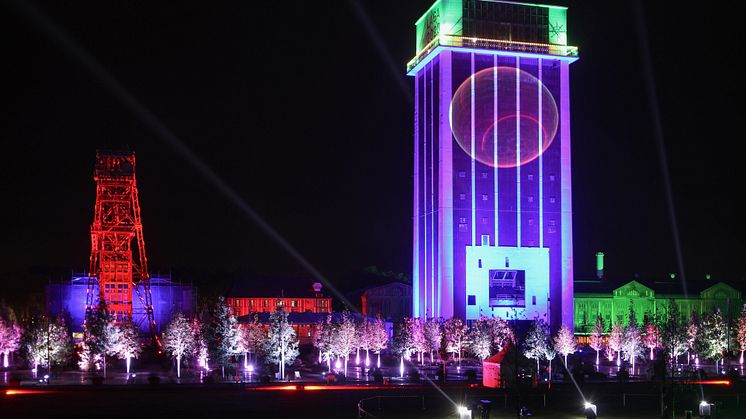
[408,0,577,73]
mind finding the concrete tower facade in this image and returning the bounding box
[408,0,578,328]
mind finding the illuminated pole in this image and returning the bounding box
[280,310,285,381]
[47,316,51,380]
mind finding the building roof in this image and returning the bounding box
[226,276,327,299]
[574,277,746,298]
[236,311,369,325]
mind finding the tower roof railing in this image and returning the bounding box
[407,34,579,73]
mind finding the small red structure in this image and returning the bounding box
[482,344,510,388]
[87,151,155,335]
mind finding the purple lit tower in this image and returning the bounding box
[407,0,578,329]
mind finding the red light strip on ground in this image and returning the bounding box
[5,389,57,396]
[247,385,398,391]
[687,380,730,386]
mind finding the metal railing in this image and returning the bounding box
[407,34,579,72]
[358,395,425,419]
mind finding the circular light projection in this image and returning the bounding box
[449,66,558,168]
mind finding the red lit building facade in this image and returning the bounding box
[227,280,332,345]
[227,294,331,317]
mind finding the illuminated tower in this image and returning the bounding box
[87,151,156,335]
[407,0,578,329]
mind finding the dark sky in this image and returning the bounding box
[1,1,744,300]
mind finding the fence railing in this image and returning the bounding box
[357,395,425,419]
[407,34,579,72]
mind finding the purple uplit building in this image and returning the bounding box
[407,0,578,329]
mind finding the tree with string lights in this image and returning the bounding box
[523,319,549,378]
[589,315,604,367]
[553,324,577,367]
[368,315,388,369]
[113,321,141,374]
[0,316,22,369]
[443,317,467,366]
[263,305,298,380]
[163,313,195,378]
[642,315,660,361]
[423,318,442,364]
[607,318,624,366]
[737,305,746,365]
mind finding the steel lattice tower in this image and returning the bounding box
[86,151,156,336]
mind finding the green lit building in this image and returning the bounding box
[573,278,746,335]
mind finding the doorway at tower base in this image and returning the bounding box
[465,246,550,322]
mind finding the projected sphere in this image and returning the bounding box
[449,67,558,168]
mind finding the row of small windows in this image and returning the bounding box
[232,298,329,308]
[457,171,556,182]
[457,221,557,234]
[104,283,129,294]
[457,193,557,203]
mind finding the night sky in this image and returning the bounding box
[2,1,744,302]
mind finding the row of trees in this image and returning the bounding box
[387,316,512,364]
[313,312,388,375]
[79,302,142,375]
[0,303,76,374]
[584,305,746,372]
[161,297,300,378]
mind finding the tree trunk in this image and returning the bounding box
[126,355,131,374]
[595,349,599,367]
[564,354,568,368]
[103,356,107,378]
[177,355,181,378]
[377,352,381,369]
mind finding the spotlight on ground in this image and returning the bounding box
[584,401,597,419]
[457,405,472,419]
[699,401,714,418]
